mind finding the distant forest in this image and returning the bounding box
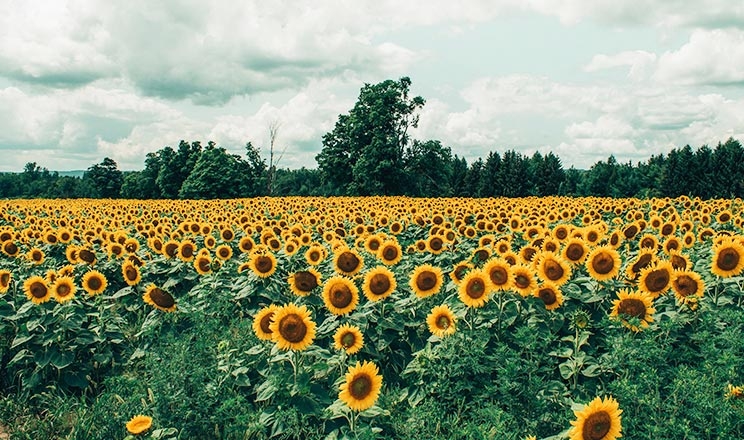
[1,77,743,200]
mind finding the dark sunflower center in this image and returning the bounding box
[618,298,646,319]
[556,228,568,239]
[587,231,598,242]
[565,244,585,261]
[30,281,47,298]
[56,284,71,297]
[674,275,698,297]
[181,245,194,258]
[218,248,230,258]
[641,237,656,249]
[0,272,9,286]
[623,225,638,239]
[644,269,670,292]
[429,237,443,251]
[382,246,398,261]
[436,315,451,329]
[32,251,43,261]
[544,260,564,281]
[538,287,557,305]
[582,410,612,440]
[489,266,508,285]
[255,256,274,273]
[661,224,674,236]
[349,374,373,400]
[125,266,139,281]
[545,242,558,252]
[717,248,740,271]
[259,312,274,334]
[416,270,437,291]
[150,288,175,309]
[87,276,102,291]
[330,283,353,308]
[369,273,391,295]
[474,249,490,261]
[610,234,619,246]
[453,265,468,282]
[465,277,486,299]
[294,271,318,291]
[337,252,360,272]
[591,252,614,275]
[3,242,18,255]
[720,213,731,222]
[368,240,380,251]
[514,274,530,289]
[341,332,356,348]
[670,254,687,270]
[278,314,307,343]
[631,254,653,274]
[222,230,234,241]
[79,249,95,263]
[197,258,211,273]
[164,243,178,257]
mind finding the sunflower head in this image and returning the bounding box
[143,284,176,312]
[269,303,316,351]
[671,269,705,305]
[458,269,490,308]
[377,240,402,266]
[249,252,277,278]
[638,261,673,298]
[334,249,364,276]
[610,289,655,332]
[52,276,77,304]
[322,276,359,315]
[252,304,279,341]
[585,246,621,282]
[426,304,456,337]
[569,396,623,440]
[536,251,571,286]
[534,282,563,311]
[362,266,397,301]
[0,269,11,294]
[122,261,142,286]
[24,275,51,304]
[562,238,589,265]
[82,270,108,296]
[483,258,513,291]
[338,360,383,412]
[126,415,153,435]
[288,269,321,297]
[711,238,744,278]
[511,265,537,297]
[333,323,364,354]
[409,264,444,298]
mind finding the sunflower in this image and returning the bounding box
[511,265,537,297]
[252,304,279,341]
[427,304,456,337]
[143,284,177,312]
[194,253,212,275]
[249,252,277,278]
[362,266,397,301]
[625,249,657,280]
[269,303,316,351]
[177,241,197,262]
[364,234,383,254]
[126,414,153,435]
[562,238,589,265]
[727,384,744,400]
[322,276,359,315]
[82,270,108,296]
[333,323,364,354]
[610,289,655,332]
[585,246,621,282]
[122,261,142,286]
[305,245,326,266]
[638,261,673,298]
[458,269,490,308]
[338,361,383,411]
[671,269,705,305]
[23,275,51,304]
[483,258,513,291]
[638,233,658,251]
[711,238,744,278]
[334,249,364,276]
[569,396,622,440]
[536,251,571,286]
[426,235,446,254]
[2,241,20,257]
[51,276,77,304]
[409,264,444,298]
[238,236,255,254]
[163,240,180,259]
[27,248,45,265]
[288,268,322,296]
[0,269,11,294]
[534,282,564,311]
[377,240,402,266]
[449,261,473,285]
[215,244,233,261]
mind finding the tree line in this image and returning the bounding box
[1,77,743,200]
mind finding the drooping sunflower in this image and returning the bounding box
[323,276,360,315]
[585,246,621,282]
[0,269,11,294]
[249,252,277,278]
[338,361,383,412]
[126,414,153,435]
[333,323,364,354]
[534,282,564,311]
[671,269,705,305]
[483,258,513,291]
[143,284,177,312]
[362,266,397,301]
[426,304,456,337]
[333,249,364,276]
[638,260,673,298]
[288,268,322,297]
[624,249,657,280]
[610,289,655,332]
[511,265,537,297]
[409,264,444,298]
[121,260,142,286]
[52,276,77,304]
[569,396,623,440]
[562,238,589,265]
[252,304,279,341]
[449,261,473,285]
[458,269,490,308]
[82,270,108,296]
[711,238,744,278]
[377,240,402,266]
[536,251,571,286]
[269,303,316,351]
[23,275,51,304]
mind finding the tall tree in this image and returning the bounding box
[403,139,454,197]
[84,157,123,198]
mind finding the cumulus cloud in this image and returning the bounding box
[584,50,657,81]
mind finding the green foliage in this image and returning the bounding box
[85,157,123,198]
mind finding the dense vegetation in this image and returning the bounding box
[2,77,744,200]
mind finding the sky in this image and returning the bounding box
[2,1,744,172]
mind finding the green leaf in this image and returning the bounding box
[50,349,75,369]
[11,334,33,349]
[255,380,278,402]
[62,370,88,388]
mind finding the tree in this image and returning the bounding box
[156,141,202,198]
[403,139,454,197]
[316,77,425,195]
[179,142,245,199]
[84,157,123,198]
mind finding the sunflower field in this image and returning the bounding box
[1,196,744,439]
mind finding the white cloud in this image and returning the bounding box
[584,50,657,81]
[654,29,744,85]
